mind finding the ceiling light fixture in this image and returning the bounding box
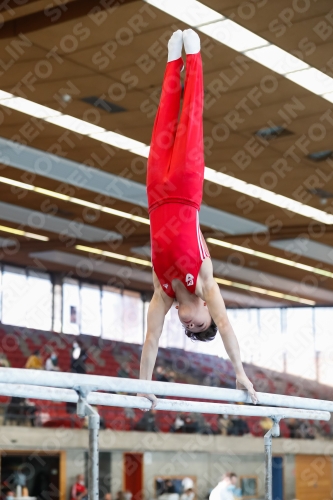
[89,131,147,151]
[45,115,105,135]
[255,125,287,139]
[0,176,150,225]
[243,45,309,74]
[307,150,333,162]
[323,92,333,103]
[0,224,49,241]
[285,67,333,95]
[214,276,315,305]
[204,168,333,224]
[143,0,223,26]
[199,19,269,52]
[207,237,333,278]
[75,244,152,266]
[1,97,62,119]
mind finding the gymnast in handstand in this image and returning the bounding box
[139,29,257,407]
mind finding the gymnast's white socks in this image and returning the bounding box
[167,29,183,62]
[183,28,200,54]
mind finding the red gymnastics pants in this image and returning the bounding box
[147,53,204,213]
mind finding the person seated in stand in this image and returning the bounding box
[180,478,195,500]
[194,412,213,434]
[170,412,185,433]
[137,29,257,408]
[134,409,159,432]
[168,370,176,383]
[25,350,43,370]
[71,340,87,374]
[115,491,125,500]
[286,418,300,439]
[163,480,176,494]
[210,473,240,500]
[259,416,273,435]
[70,474,87,500]
[2,489,14,500]
[45,351,60,371]
[117,362,131,378]
[0,352,10,367]
[228,416,249,437]
[155,366,170,383]
[217,414,232,436]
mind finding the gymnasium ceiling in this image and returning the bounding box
[1,0,333,307]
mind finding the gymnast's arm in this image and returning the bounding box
[138,272,173,408]
[199,260,258,404]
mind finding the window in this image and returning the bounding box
[123,291,143,345]
[228,309,259,363]
[102,287,124,341]
[26,271,52,331]
[144,300,180,349]
[314,307,333,385]
[143,300,149,341]
[164,306,185,350]
[184,332,200,353]
[62,279,80,335]
[1,266,52,330]
[53,282,62,333]
[197,332,225,357]
[285,308,315,380]
[2,266,28,327]
[81,284,101,336]
[240,475,258,498]
[256,308,284,372]
[102,288,143,344]
[314,307,333,352]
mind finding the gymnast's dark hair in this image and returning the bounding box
[184,319,217,342]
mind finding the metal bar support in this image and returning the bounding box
[264,417,281,500]
[76,387,100,500]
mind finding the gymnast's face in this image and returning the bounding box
[177,297,211,332]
